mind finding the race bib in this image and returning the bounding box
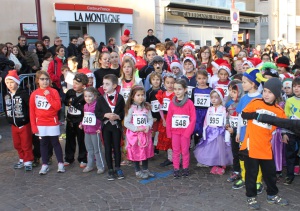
[82,112,96,126]
[240,118,247,126]
[151,100,160,112]
[215,84,229,96]
[194,93,210,107]
[208,113,223,127]
[121,87,131,102]
[229,115,238,128]
[133,113,147,126]
[68,106,81,115]
[172,115,190,128]
[253,109,276,130]
[35,95,50,110]
[187,86,194,98]
[161,98,170,111]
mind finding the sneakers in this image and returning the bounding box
[283,177,293,185]
[247,197,260,210]
[64,162,71,166]
[182,168,190,177]
[159,159,173,167]
[215,167,225,175]
[97,168,105,174]
[116,169,125,179]
[32,158,40,167]
[120,160,131,166]
[107,169,115,181]
[80,162,87,168]
[57,163,65,173]
[294,166,300,176]
[266,195,288,206]
[136,170,148,179]
[83,166,93,173]
[256,183,264,195]
[232,179,245,189]
[143,169,155,177]
[227,172,241,182]
[39,164,49,175]
[173,169,181,179]
[14,162,24,169]
[210,166,218,174]
[24,165,32,171]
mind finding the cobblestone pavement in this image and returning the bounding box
[0,116,300,211]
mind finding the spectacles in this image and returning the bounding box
[39,78,49,81]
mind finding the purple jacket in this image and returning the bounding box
[81,100,101,134]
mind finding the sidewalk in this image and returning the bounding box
[0,116,299,210]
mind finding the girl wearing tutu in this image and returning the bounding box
[124,85,155,179]
[155,73,176,166]
[194,88,232,175]
[166,79,196,178]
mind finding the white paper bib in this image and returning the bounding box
[151,100,160,112]
[121,87,131,102]
[229,115,238,128]
[133,113,148,126]
[215,84,229,96]
[172,115,190,128]
[194,93,210,107]
[161,98,170,111]
[187,86,194,98]
[68,105,81,115]
[82,112,96,125]
[253,109,275,130]
[35,95,51,110]
[208,113,223,127]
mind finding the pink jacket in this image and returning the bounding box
[166,99,196,139]
[80,100,101,134]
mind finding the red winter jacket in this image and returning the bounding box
[29,87,61,134]
[47,57,64,89]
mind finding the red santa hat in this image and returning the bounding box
[170,60,182,71]
[78,68,95,87]
[212,88,225,103]
[218,63,232,76]
[124,29,130,36]
[5,70,20,85]
[122,50,136,64]
[211,59,227,69]
[182,43,195,52]
[183,56,196,67]
[242,57,263,68]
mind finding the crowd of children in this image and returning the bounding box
[4,37,300,210]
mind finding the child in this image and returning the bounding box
[240,78,288,209]
[119,59,143,102]
[79,87,105,174]
[60,65,70,94]
[156,73,176,166]
[4,70,34,170]
[181,43,194,58]
[226,82,244,182]
[146,72,163,154]
[282,78,293,101]
[283,77,300,185]
[110,51,120,73]
[64,73,88,167]
[194,88,232,175]
[124,85,155,179]
[191,70,212,146]
[29,71,65,174]
[233,68,266,191]
[276,56,294,80]
[210,58,228,87]
[166,79,196,178]
[170,60,183,79]
[41,52,53,71]
[182,56,197,98]
[144,56,166,92]
[212,62,231,98]
[78,68,96,88]
[233,58,243,74]
[139,47,157,84]
[164,42,178,71]
[95,74,125,180]
[64,56,78,90]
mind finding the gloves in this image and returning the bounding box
[241,112,259,120]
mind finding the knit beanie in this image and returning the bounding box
[263,78,282,99]
[5,70,20,85]
[276,56,290,68]
[282,78,293,88]
[243,68,266,87]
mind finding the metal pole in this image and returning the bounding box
[35,0,43,40]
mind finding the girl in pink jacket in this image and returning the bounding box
[166,79,196,178]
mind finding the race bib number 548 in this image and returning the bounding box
[172,115,190,128]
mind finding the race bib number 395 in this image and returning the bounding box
[208,113,223,127]
[35,95,50,110]
[172,115,190,128]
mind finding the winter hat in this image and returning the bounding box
[183,56,196,67]
[242,58,262,68]
[276,56,290,68]
[122,50,136,63]
[5,70,20,85]
[282,78,293,88]
[78,68,93,78]
[212,88,225,103]
[182,43,195,52]
[150,56,164,65]
[124,29,130,36]
[243,68,267,87]
[218,62,232,76]
[264,78,282,99]
[261,62,279,78]
[170,60,182,71]
[263,68,279,78]
[211,59,228,69]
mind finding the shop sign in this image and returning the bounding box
[74,12,120,23]
[20,23,38,39]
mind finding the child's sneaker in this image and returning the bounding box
[182,168,190,177]
[97,168,105,174]
[247,197,260,210]
[215,167,225,175]
[160,159,173,167]
[116,169,125,179]
[143,169,155,177]
[83,167,93,173]
[39,164,49,175]
[80,162,87,168]
[14,162,24,169]
[210,166,218,174]
[32,158,40,167]
[57,163,65,173]
[227,172,241,182]
[294,166,300,175]
[256,183,264,195]
[24,164,32,171]
[266,195,288,206]
[283,177,293,185]
[232,179,245,189]
[136,171,148,179]
[173,169,181,179]
[107,169,115,181]
[64,161,70,166]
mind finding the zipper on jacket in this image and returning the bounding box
[11,94,18,127]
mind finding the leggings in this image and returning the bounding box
[40,136,63,165]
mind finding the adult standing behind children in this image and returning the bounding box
[29,71,65,175]
[83,36,100,72]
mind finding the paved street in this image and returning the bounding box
[0,116,299,211]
